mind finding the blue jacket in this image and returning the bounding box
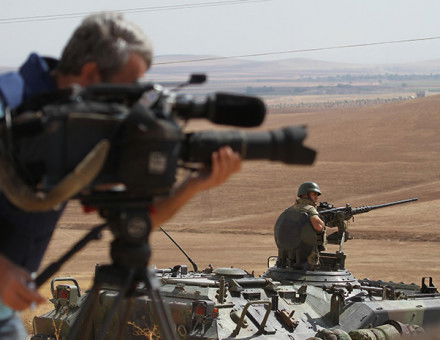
[0,53,65,272]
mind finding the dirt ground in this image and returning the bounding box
[23,95,440,331]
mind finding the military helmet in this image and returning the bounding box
[297,182,321,197]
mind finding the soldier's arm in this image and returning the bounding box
[310,215,326,233]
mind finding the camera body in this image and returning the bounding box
[11,96,183,204]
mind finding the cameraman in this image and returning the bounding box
[0,12,241,339]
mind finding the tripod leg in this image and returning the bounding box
[115,297,133,340]
[36,223,107,288]
[96,269,135,340]
[67,280,103,340]
[146,269,179,340]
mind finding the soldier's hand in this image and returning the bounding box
[0,255,45,311]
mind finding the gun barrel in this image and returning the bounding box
[319,197,418,216]
[352,197,418,215]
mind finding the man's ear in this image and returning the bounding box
[79,62,102,85]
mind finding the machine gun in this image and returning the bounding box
[317,198,418,246]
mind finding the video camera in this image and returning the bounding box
[0,74,316,211]
[5,76,317,338]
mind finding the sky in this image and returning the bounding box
[1,0,440,67]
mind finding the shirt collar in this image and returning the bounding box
[19,53,58,100]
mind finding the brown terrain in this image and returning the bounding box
[23,94,440,329]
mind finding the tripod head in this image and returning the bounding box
[104,207,152,270]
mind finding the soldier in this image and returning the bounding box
[274,182,329,269]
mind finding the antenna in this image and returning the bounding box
[160,226,199,272]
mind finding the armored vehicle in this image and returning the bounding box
[32,199,440,340]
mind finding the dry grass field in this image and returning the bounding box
[23,94,440,332]
[263,92,416,105]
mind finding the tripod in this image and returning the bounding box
[36,206,178,340]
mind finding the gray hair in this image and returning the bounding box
[57,12,153,80]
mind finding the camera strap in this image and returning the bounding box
[0,139,110,212]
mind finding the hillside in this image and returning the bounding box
[162,95,440,235]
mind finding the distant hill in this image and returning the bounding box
[375,59,440,73]
[149,55,440,80]
[2,56,440,79]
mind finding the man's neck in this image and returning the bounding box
[296,197,316,206]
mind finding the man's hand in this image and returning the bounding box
[190,146,242,191]
[150,146,241,228]
[0,255,45,311]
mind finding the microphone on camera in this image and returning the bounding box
[174,92,266,127]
